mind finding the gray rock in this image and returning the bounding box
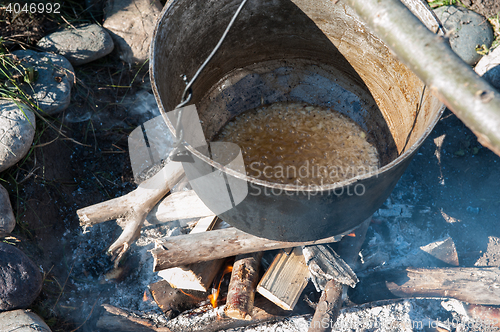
[12,50,74,115]
[475,46,500,90]
[37,24,114,65]
[103,0,162,64]
[0,309,52,331]
[434,5,494,65]
[0,243,42,311]
[0,184,16,234]
[0,99,36,173]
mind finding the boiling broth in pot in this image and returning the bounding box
[215,102,379,186]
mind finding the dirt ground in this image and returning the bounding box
[1,1,500,331]
[460,0,500,19]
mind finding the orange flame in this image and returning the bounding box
[208,265,233,308]
[347,232,356,237]
[143,290,149,302]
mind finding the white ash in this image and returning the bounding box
[222,299,493,332]
[68,217,191,321]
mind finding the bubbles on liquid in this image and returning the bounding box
[214,101,379,185]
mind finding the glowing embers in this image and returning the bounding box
[215,102,379,186]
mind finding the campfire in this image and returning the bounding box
[77,164,368,331]
[76,160,500,332]
[72,0,500,329]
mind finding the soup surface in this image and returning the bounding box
[215,102,379,186]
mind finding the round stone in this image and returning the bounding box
[0,99,36,173]
[0,184,16,233]
[12,50,74,115]
[434,5,494,65]
[37,23,114,65]
[0,309,52,331]
[0,243,42,311]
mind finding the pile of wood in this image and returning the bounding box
[78,162,500,332]
[147,212,370,331]
[77,163,369,331]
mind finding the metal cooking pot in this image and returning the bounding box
[150,0,445,241]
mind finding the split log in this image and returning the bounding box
[146,190,213,225]
[148,280,207,317]
[419,237,459,266]
[225,252,263,320]
[350,266,500,305]
[308,218,371,332]
[256,247,310,311]
[157,216,225,292]
[303,244,358,291]
[96,304,172,332]
[152,228,344,271]
[77,161,184,262]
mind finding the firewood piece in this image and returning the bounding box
[304,218,371,292]
[308,279,343,332]
[152,228,344,271]
[256,247,310,311]
[148,280,207,317]
[146,190,213,225]
[420,237,459,266]
[157,216,225,292]
[77,161,184,262]
[225,252,263,320]
[166,297,290,332]
[303,244,358,291]
[465,304,500,328]
[307,218,371,332]
[97,304,172,332]
[350,266,500,305]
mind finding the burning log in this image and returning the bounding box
[157,216,225,292]
[307,218,371,332]
[152,228,344,271]
[97,304,172,332]
[256,247,310,311]
[350,266,500,305]
[225,252,263,320]
[77,161,184,262]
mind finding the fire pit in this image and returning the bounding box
[150,0,445,241]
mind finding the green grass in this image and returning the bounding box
[427,0,462,9]
[488,13,500,51]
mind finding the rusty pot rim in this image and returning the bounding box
[149,0,446,192]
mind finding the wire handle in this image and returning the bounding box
[170,0,250,162]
